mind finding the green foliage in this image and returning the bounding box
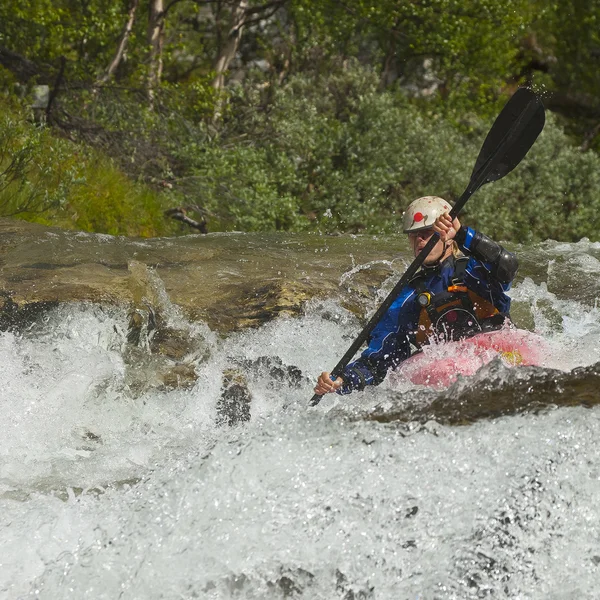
[0,0,133,78]
[0,101,76,216]
[466,113,600,243]
[177,143,303,231]
[0,99,173,237]
[290,0,532,106]
[159,78,222,125]
[2,0,600,243]
[176,66,473,233]
[172,64,600,243]
[54,159,174,237]
[531,0,600,95]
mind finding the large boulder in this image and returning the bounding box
[0,218,406,333]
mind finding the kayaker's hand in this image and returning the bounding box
[314,372,343,395]
[433,212,461,243]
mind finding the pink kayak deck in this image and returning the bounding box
[394,329,547,388]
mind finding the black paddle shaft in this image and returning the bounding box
[309,88,545,406]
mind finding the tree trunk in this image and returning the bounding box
[147,0,165,106]
[379,20,400,89]
[96,0,139,87]
[212,0,249,91]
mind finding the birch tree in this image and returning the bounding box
[95,0,140,87]
[147,0,166,104]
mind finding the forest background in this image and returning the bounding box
[1,0,599,242]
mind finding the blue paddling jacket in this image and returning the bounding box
[337,226,518,394]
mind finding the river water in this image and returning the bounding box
[2,232,600,599]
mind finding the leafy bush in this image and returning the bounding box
[0,102,76,217]
[463,113,600,243]
[174,64,600,243]
[175,66,476,233]
[52,159,174,237]
[0,99,174,237]
[4,62,600,243]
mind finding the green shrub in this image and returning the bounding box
[464,113,600,243]
[4,63,600,243]
[176,67,476,234]
[175,64,600,242]
[0,99,174,237]
[53,159,174,237]
[0,104,76,217]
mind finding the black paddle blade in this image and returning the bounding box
[470,88,545,189]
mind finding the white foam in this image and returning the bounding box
[2,252,600,598]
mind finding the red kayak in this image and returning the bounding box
[393,329,546,388]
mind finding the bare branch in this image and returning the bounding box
[96,0,140,86]
[212,0,248,91]
[238,5,283,29]
[244,0,287,17]
[165,207,209,233]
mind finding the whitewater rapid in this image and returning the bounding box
[2,239,600,599]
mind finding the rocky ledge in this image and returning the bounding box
[0,218,405,334]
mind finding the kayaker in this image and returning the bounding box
[314,196,518,396]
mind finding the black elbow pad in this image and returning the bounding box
[493,248,519,284]
[471,232,518,284]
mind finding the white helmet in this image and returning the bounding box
[402,196,452,233]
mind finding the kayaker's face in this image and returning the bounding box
[408,228,445,264]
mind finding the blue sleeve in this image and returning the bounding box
[463,259,512,314]
[337,288,417,395]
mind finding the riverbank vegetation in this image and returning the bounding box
[1,0,599,241]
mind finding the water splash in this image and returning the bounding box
[2,237,600,599]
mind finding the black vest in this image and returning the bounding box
[410,256,509,346]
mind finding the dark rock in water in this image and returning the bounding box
[231,355,306,388]
[335,569,375,600]
[216,369,252,427]
[126,308,149,346]
[0,292,58,332]
[118,263,212,391]
[268,568,315,597]
[363,360,600,425]
[202,567,315,598]
[161,363,198,389]
[214,356,308,426]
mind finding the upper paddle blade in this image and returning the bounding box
[470,88,545,188]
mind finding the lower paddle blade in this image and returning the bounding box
[471,88,545,188]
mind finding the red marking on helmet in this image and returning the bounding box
[414,212,424,222]
[446,310,458,323]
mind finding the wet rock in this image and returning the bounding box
[0,218,401,334]
[335,569,375,600]
[362,361,600,426]
[161,363,198,390]
[268,568,315,597]
[216,369,252,427]
[126,307,151,346]
[231,355,306,388]
[120,262,211,391]
[0,292,58,332]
